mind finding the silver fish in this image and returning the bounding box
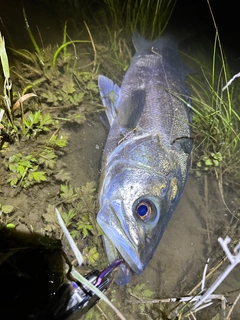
[97,33,192,285]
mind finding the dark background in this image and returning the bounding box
[0,0,239,57]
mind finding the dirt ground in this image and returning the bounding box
[0,1,240,320]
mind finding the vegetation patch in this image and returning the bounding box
[187,31,240,191]
[0,2,239,320]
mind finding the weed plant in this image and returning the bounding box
[9,38,100,114]
[101,0,176,40]
[59,182,100,239]
[94,0,176,81]
[187,31,240,188]
[34,0,176,82]
[0,10,106,278]
[0,18,103,189]
[0,203,16,229]
[36,0,176,40]
[1,3,239,320]
[42,182,103,266]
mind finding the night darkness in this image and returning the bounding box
[0,0,240,58]
[173,0,240,61]
[0,1,240,319]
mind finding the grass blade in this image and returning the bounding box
[56,208,127,320]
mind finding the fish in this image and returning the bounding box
[97,32,192,286]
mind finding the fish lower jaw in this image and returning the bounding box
[110,248,146,285]
[112,253,133,286]
[102,235,144,284]
[116,248,145,275]
[103,246,135,285]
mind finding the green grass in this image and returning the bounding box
[37,0,176,40]
[102,0,176,40]
[187,29,240,187]
[96,0,176,77]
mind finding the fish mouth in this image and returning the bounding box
[101,232,141,286]
[97,200,146,285]
[103,245,132,286]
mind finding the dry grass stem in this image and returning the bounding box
[226,291,240,320]
[84,21,97,73]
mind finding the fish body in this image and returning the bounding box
[97,33,192,285]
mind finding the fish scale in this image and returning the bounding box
[97,32,192,285]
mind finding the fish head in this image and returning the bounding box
[97,162,182,285]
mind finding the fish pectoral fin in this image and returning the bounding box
[118,89,146,130]
[98,75,121,126]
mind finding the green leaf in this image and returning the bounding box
[71,92,85,105]
[28,171,47,182]
[76,182,96,215]
[0,32,10,79]
[54,169,71,182]
[142,289,154,298]
[81,181,96,194]
[8,172,21,186]
[62,81,76,94]
[39,148,57,169]
[61,209,76,227]
[2,205,14,214]
[6,223,15,229]
[17,164,27,176]
[134,283,146,292]
[67,113,86,124]
[77,221,93,238]
[23,111,52,137]
[197,161,202,168]
[216,152,222,161]
[8,163,18,172]
[19,158,32,168]
[9,154,20,162]
[86,81,98,93]
[48,134,68,148]
[60,184,77,202]
[83,247,99,265]
[205,159,213,166]
[25,154,37,162]
[41,113,53,126]
[70,229,79,239]
[41,91,59,104]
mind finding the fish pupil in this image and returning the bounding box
[138,204,148,216]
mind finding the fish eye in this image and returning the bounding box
[136,201,152,221]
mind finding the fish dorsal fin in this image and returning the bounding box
[132,32,151,52]
[118,89,146,130]
[98,75,121,126]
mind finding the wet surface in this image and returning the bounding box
[0,1,239,319]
